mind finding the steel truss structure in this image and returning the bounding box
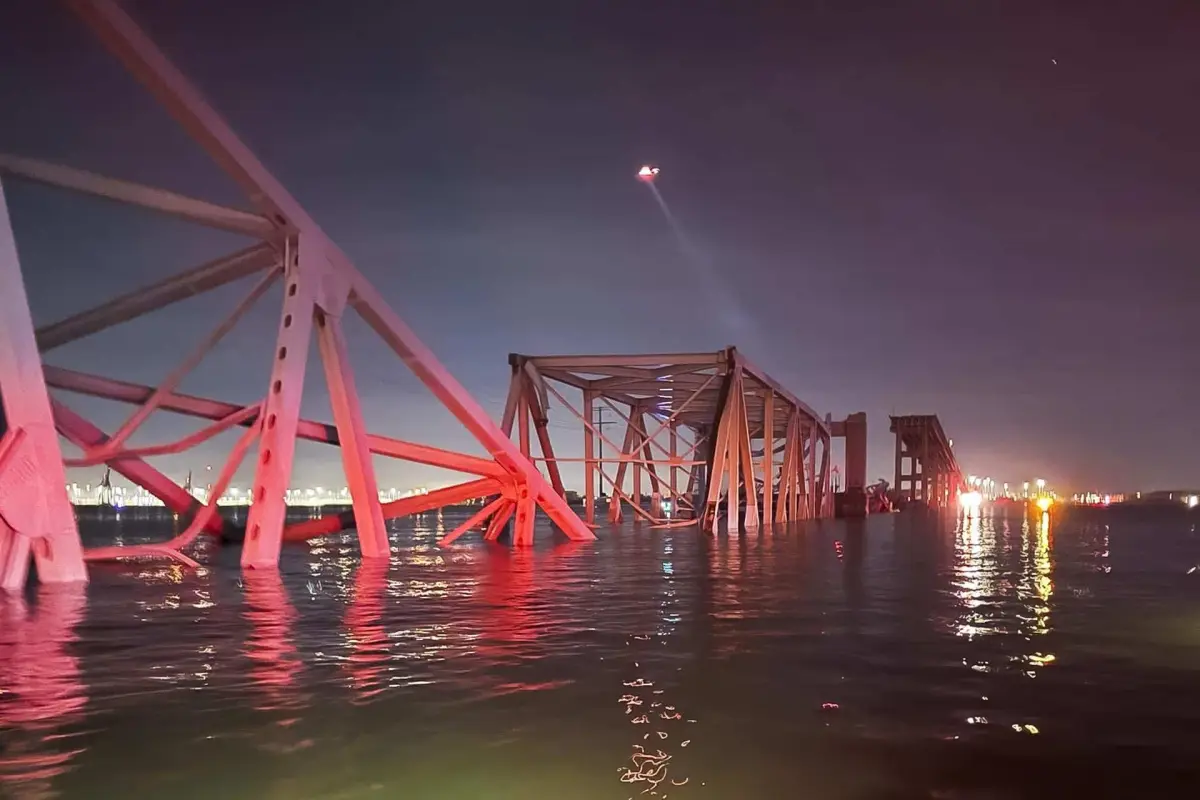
[0,0,593,591]
[890,414,965,508]
[504,348,834,532]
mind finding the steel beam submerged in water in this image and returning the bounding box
[0,0,595,592]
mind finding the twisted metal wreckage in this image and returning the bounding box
[0,0,862,593]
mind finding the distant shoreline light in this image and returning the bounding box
[65,483,443,508]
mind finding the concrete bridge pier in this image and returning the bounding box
[831,412,868,518]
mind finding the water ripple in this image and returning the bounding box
[1,507,1198,796]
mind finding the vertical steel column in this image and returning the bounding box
[669,422,679,507]
[499,363,521,437]
[726,376,743,533]
[583,390,595,524]
[737,386,759,530]
[806,423,818,518]
[528,384,565,499]
[761,390,774,527]
[640,413,663,518]
[686,422,700,515]
[609,421,638,523]
[631,410,643,518]
[918,421,929,502]
[794,425,807,520]
[517,381,531,460]
[243,238,314,569]
[775,413,795,523]
[315,310,389,559]
[894,428,904,497]
[819,434,832,518]
[512,482,535,546]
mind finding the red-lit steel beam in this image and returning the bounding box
[483,501,515,541]
[64,402,260,466]
[528,353,725,369]
[0,177,87,590]
[43,366,506,478]
[35,243,277,352]
[519,369,565,498]
[84,421,260,567]
[733,350,829,438]
[537,375,706,521]
[281,477,502,541]
[347,283,590,539]
[50,399,225,536]
[438,496,507,547]
[589,364,717,389]
[315,309,388,559]
[87,268,278,461]
[0,428,23,478]
[0,153,275,238]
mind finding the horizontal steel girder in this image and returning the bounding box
[43,366,507,478]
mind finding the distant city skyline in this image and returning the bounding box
[75,467,1139,508]
[67,479,444,508]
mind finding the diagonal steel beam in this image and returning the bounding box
[43,366,507,479]
[35,243,278,351]
[51,399,225,536]
[0,153,274,238]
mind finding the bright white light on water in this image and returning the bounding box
[959,491,982,511]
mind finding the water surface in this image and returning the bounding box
[2,507,1199,798]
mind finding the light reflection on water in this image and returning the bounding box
[0,508,1198,797]
[0,584,87,798]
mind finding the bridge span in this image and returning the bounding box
[0,0,963,594]
[505,349,865,532]
[890,414,966,509]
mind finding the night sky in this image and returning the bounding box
[2,0,1199,494]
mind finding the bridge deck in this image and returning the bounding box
[512,348,829,440]
[889,414,964,507]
